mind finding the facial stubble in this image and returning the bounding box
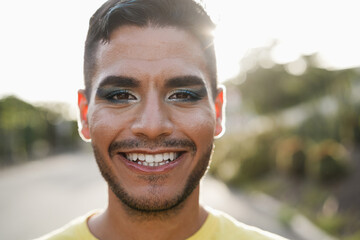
[92,140,213,218]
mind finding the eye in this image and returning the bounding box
[96,88,138,103]
[108,91,137,101]
[168,90,201,102]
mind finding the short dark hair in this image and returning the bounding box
[84,0,217,100]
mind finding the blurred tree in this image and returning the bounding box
[212,46,360,239]
[0,96,80,166]
[237,55,355,115]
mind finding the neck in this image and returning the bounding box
[88,186,208,240]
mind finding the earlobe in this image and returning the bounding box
[78,90,91,141]
[214,86,225,139]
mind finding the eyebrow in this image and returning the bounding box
[164,75,206,89]
[97,75,206,89]
[98,76,140,89]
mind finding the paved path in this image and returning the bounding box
[0,151,325,240]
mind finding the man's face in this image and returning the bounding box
[78,26,223,212]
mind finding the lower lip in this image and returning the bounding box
[114,154,185,174]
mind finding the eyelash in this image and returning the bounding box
[104,89,137,103]
[168,90,202,102]
[97,88,203,104]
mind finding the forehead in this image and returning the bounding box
[94,25,209,86]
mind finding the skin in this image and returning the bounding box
[78,25,224,240]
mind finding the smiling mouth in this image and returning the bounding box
[121,152,183,167]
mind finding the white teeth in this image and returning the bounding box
[155,154,163,163]
[125,152,180,166]
[138,154,145,161]
[145,155,155,163]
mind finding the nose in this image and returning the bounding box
[130,93,174,139]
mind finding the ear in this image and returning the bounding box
[78,90,91,141]
[214,86,225,139]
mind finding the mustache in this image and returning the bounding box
[108,138,197,157]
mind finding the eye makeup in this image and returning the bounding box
[168,87,207,102]
[96,87,137,103]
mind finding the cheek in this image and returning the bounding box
[88,107,127,147]
[172,107,216,143]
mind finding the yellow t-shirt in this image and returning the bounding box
[35,207,288,240]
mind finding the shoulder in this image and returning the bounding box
[200,206,289,240]
[33,210,100,240]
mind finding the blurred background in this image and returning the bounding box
[0,0,359,239]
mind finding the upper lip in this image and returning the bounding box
[108,138,196,157]
[117,149,186,154]
[117,150,185,155]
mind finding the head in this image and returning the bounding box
[78,0,225,216]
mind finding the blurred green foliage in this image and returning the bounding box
[211,47,360,239]
[0,96,81,166]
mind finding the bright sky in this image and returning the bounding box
[1,0,359,118]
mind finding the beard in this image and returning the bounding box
[92,138,213,216]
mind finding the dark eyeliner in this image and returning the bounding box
[193,87,207,98]
[96,88,133,103]
[181,90,201,100]
[184,87,207,100]
[170,87,207,102]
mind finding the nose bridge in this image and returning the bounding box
[131,90,173,138]
[143,91,163,120]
